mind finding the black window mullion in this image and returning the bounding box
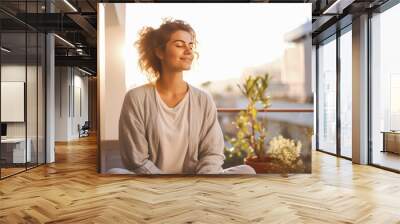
[336,28,341,157]
[36,0,39,167]
[367,11,373,165]
[44,28,47,164]
[316,44,319,151]
[25,0,28,171]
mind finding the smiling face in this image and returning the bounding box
[156,30,195,73]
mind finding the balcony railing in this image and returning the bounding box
[217,108,314,113]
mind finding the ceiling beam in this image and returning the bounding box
[55,55,96,69]
[67,13,97,39]
[322,0,356,14]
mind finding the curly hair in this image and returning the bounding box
[135,18,198,82]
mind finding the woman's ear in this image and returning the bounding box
[155,47,164,60]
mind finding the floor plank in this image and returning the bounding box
[0,135,400,223]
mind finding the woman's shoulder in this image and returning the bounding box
[125,83,154,101]
[189,84,215,108]
[189,84,213,101]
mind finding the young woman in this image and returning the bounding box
[118,19,255,174]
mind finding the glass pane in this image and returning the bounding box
[1,30,27,177]
[340,29,352,158]
[371,4,400,171]
[38,33,45,165]
[26,0,38,168]
[317,36,337,154]
[27,31,38,169]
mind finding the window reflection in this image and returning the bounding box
[317,36,337,154]
[0,1,46,179]
[340,28,352,158]
[371,4,400,171]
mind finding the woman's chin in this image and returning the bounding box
[172,64,192,72]
[182,66,192,71]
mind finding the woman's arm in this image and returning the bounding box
[119,91,163,174]
[195,94,226,174]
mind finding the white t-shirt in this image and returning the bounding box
[155,89,190,174]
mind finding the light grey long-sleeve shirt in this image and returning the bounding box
[118,83,226,174]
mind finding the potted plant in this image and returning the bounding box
[263,135,304,174]
[225,73,304,174]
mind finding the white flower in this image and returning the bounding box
[267,135,302,168]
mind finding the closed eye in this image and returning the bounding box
[173,40,194,49]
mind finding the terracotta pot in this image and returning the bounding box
[244,156,284,174]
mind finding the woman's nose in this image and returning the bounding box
[184,46,193,53]
[183,50,193,58]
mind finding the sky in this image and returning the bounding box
[124,3,311,89]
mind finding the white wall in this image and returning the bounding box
[72,73,89,138]
[1,65,27,144]
[54,67,89,141]
[55,66,69,141]
[99,3,127,172]
[99,3,126,141]
[1,63,46,164]
[1,65,37,138]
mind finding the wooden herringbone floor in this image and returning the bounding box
[1,135,400,224]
